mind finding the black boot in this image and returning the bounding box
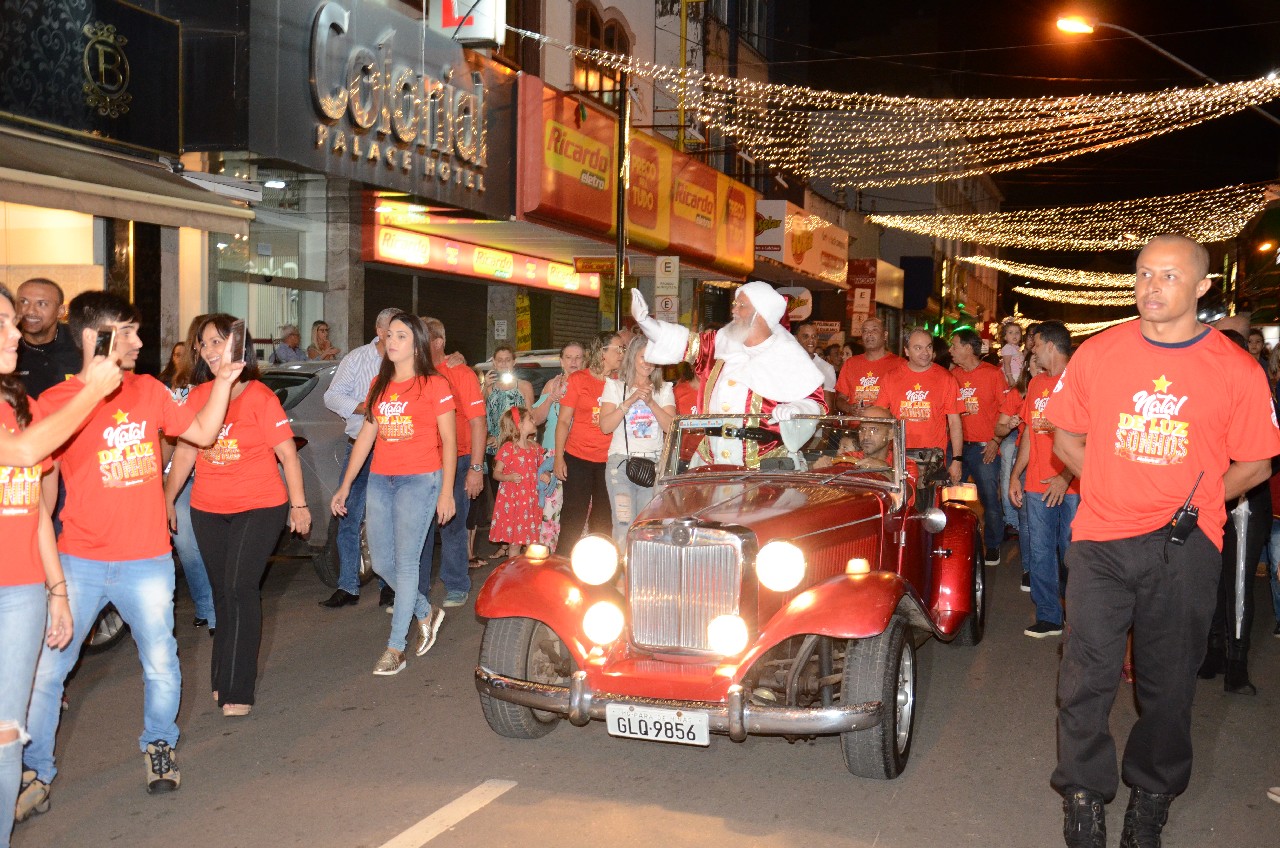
[1223,656,1256,695]
[1118,787,1174,848]
[1063,789,1106,848]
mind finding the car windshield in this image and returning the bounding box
[661,413,908,485]
[259,371,319,411]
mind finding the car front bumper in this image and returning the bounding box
[475,666,882,741]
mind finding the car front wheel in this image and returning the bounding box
[840,613,916,779]
[479,617,577,739]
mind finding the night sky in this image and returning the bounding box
[796,0,1280,317]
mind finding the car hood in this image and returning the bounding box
[636,474,885,542]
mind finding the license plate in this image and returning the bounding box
[605,704,710,747]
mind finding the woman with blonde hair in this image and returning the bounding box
[599,337,676,547]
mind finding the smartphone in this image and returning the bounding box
[93,328,116,358]
[500,371,515,387]
[227,319,248,364]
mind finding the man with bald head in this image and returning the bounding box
[15,278,81,398]
[878,328,963,484]
[1045,235,1280,848]
[836,317,901,412]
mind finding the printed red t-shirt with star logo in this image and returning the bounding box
[186,380,294,513]
[879,363,961,451]
[836,353,902,408]
[1045,322,1280,550]
[368,375,456,475]
[1021,372,1080,495]
[951,360,1006,442]
[44,372,197,560]
[1,401,53,585]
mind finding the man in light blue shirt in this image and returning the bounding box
[318,308,398,607]
[272,324,309,364]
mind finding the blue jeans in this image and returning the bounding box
[172,474,215,625]
[999,433,1020,529]
[419,455,473,597]
[25,555,180,784]
[337,441,373,594]
[605,454,660,548]
[1024,491,1080,625]
[1,583,45,848]
[366,471,440,652]
[961,442,1004,554]
[1269,517,1280,622]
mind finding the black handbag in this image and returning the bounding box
[621,397,657,488]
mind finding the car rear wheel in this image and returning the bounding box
[954,541,986,646]
[312,518,375,588]
[83,605,129,655]
[479,617,576,739]
[840,613,916,779]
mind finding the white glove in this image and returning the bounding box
[770,403,797,423]
[630,289,661,336]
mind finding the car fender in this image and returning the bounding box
[737,572,934,673]
[474,556,599,665]
[928,501,980,636]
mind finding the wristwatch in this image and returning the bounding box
[469,463,484,473]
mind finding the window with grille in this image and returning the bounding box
[573,1,630,107]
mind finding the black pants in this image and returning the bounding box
[191,503,288,706]
[557,452,611,552]
[1052,527,1219,800]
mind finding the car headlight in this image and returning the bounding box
[756,541,806,592]
[582,601,625,645]
[707,614,748,656]
[571,535,619,586]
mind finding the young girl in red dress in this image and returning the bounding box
[489,406,540,558]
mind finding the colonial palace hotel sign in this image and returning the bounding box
[308,1,489,195]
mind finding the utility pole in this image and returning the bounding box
[614,71,631,331]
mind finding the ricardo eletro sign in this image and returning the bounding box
[249,0,515,219]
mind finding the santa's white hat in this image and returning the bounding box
[738,281,786,329]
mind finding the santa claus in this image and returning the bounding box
[631,282,826,466]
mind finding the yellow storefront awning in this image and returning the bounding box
[0,126,253,237]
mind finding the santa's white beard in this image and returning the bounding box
[721,314,754,346]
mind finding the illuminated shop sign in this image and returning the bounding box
[367,222,601,297]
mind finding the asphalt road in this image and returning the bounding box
[11,540,1280,848]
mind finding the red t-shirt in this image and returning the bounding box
[369,375,455,475]
[1045,322,1280,550]
[1000,387,1024,434]
[1021,373,1080,495]
[1,401,52,586]
[187,380,294,513]
[951,361,1006,442]
[880,363,961,451]
[836,353,902,408]
[563,369,611,462]
[673,381,699,415]
[438,360,484,458]
[46,372,197,560]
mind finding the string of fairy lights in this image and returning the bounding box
[868,183,1270,251]
[508,27,1280,188]
[1012,285,1136,306]
[956,256,1133,288]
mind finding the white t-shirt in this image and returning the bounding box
[602,378,676,457]
[812,353,837,392]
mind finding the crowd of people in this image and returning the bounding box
[2,233,1280,847]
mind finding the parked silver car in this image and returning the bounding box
[260,361,354,585]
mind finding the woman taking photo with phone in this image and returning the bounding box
[1,283,121,846]
[164,314,309,716]
[330,313,456,676]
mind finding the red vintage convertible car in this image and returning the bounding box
[474,413,984,778]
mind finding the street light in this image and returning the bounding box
[1055,15,1280,130]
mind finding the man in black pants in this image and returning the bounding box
[1044,235,1280,848]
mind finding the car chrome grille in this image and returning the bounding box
[627,527,744,653]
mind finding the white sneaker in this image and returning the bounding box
[1268,786,1280,804]
[416,608,446,657]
